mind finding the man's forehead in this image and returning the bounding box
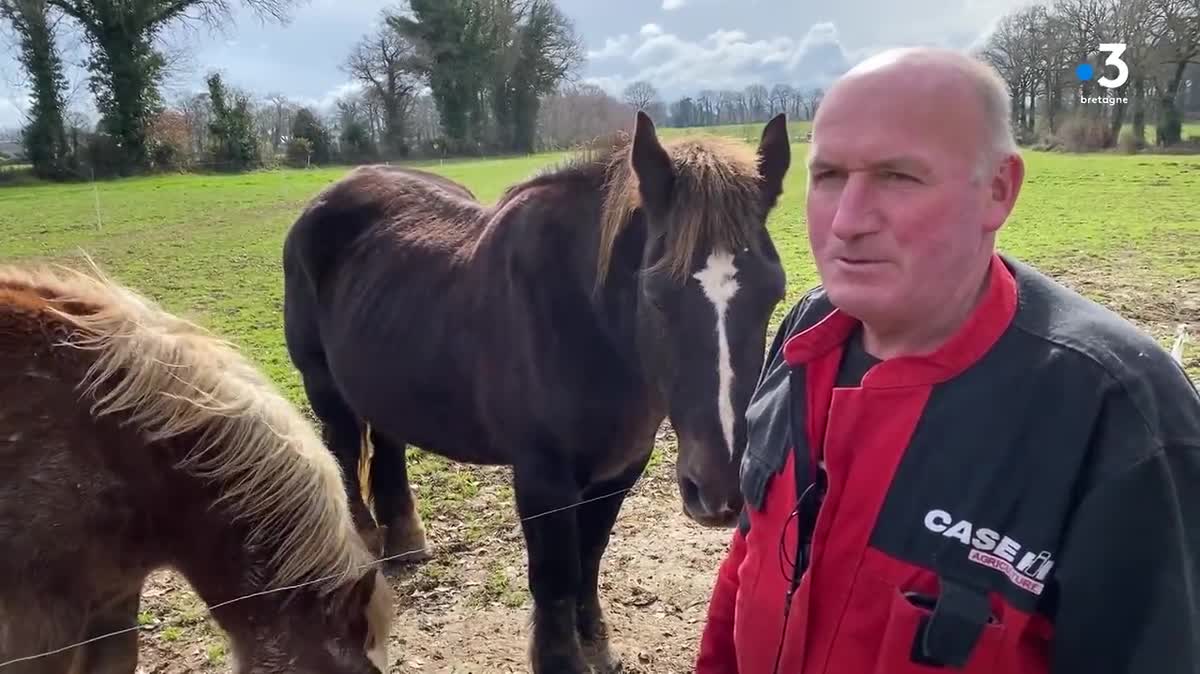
[806,139,937,173]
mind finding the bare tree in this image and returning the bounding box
[344,19,424,157]
[177,91,211,158]
[623,80,658,110]
[802,88,823,120]
[696,89,717,124]
[1148,0,1200,144]
[261,92,292,151]
[788,86,806,119]
[744,83,768,121]
[537,82,634,149]
[1108,0,1158,144]
[769,84,793,116]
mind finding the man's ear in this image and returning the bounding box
[984,152,1025,234]
[630,110,674,215]
[757,113,790,209]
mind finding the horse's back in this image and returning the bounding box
[283,164,484,296]
[370,165,477,201]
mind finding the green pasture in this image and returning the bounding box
[1,132,1198,404]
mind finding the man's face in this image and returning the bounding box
[805,67,1015,332]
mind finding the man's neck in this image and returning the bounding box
[861,257,994,360]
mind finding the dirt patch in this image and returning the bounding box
[130,426,732,674]
[1035,254,1200,379]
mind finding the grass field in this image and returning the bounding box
[1,129,1198,672]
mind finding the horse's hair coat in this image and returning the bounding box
[0,258,368,594]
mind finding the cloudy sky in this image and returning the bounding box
[0,0,1035,129]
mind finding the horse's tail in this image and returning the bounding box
[1171,324,1187,366]
[280,171,380,395]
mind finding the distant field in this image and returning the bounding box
[1,130,1198,672]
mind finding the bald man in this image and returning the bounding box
[694,47,1200,674]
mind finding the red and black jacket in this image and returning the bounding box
[695,253,1200,674]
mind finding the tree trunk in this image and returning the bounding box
[91,29,161,174]
[1133,78,1146,148]
[1156,60,1189,146]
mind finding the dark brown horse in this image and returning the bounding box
[281,112,791,673]
[0,261,391,673]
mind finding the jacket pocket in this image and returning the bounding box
[873,585,1005,674]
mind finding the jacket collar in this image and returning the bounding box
[782,253,1018,388]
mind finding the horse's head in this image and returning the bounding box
[627,111,790,527]
[230,567,391,674]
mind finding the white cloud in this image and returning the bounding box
[662,0,687,9]
[585,22,852,100]
[588,34,632,60]
[290,81,366,117]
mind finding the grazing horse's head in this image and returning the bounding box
[231,567,391,674]
[607,111,791,527]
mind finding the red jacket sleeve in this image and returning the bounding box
[695,524,748,673]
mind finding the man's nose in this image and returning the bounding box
[829,174,880,239]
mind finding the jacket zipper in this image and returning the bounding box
[773,365,828,674]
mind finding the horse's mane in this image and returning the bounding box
[0,258,369,594]
[522,131,768,287]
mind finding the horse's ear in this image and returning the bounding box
[630,110,674,215]
[757,113,790,209]
[330,568,379,622]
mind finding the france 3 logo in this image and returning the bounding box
[1077,43,1130,105]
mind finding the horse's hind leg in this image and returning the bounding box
[575,451,653,674]
[81,589,140,674]
[368,428,431,569]
[283,262,377,546]
[301,371,376,542]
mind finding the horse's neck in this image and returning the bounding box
[169,516,295,653]
[157,461,283,610]
[586,213,656,381]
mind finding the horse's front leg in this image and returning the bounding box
[576,452,652,674]
[514,456,588,674]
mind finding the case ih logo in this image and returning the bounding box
[924,509,1055,596]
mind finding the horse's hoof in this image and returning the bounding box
[582,639,622,674]
[383,512,431,566]
[590,654,622,674]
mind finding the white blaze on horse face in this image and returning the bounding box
[693,250,740,458]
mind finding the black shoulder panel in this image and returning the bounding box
[740,287,835,510]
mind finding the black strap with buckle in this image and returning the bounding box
[909,578,994,669]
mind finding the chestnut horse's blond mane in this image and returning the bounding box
[594,133,768,286]
[0,259,370,594]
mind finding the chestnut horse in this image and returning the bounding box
[0,262,391,673]
[282,112,791,673]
